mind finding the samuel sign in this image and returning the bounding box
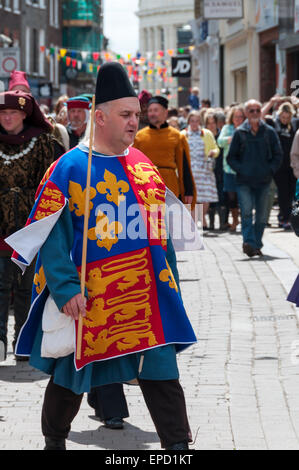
[203,0,244,19]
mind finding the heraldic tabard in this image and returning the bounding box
[7,145,197,370]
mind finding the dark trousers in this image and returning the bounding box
[87,383,129,420]
[0,256,35,347]
[274,168,297,223]
[42,377,191,448]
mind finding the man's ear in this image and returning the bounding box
[95,108,105,127]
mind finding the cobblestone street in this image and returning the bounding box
[1,211,299,450]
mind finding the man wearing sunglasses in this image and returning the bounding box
[227,100,283,257]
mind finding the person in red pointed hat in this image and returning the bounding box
[0,90,63,363]
[8,71,31,94]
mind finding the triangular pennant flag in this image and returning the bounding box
[60,49,67,58]
[92,52,100,61]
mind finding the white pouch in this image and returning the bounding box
[41,294,75,358]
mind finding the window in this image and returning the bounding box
[49,0,53,25]
[25,27,30,73]
[54,0,59,27]
[49,0,59,28]
[32,28,39,74]
[4,0,11,10]
[13,0,20,12]
[160,27,165,51]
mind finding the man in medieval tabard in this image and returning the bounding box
[6,63,200,451]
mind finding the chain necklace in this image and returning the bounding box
[0,137,38,166]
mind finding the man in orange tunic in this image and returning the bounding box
[133,96,196,209]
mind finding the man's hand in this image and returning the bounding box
[184,195,193,205]
[62,294,87,320]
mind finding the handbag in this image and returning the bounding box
[290,200,299,237]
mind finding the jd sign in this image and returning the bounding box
[171,57,192,77]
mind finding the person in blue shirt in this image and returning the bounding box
[188,87,200,110]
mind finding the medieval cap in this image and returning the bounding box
[66,96,91,110]
[9,70,30,93]
[95,62,137,105]
[0,90,53,144]
[138,89,152,106]
[148,96,169,109]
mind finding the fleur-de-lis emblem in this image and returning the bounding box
[88,210,123,251]
[34,266,46,294]
[69,180,97,217]
[97,170,129,206]
[159,260,178,292]
[18,97,26,109]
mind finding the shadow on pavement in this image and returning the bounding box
[238,255,289,262]
[69,422,159,450]
[0,360,48,383]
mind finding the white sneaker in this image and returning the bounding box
[0,340,6,362]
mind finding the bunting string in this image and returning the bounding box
[40,45,195,97]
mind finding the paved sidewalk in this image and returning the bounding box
[1,218,299,450]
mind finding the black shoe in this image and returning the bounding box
[15,355,29,362]
[243,243,256,258]
[282,222,292,231]
[255,249,264,257]
[104,417,124,429]
[44,437,66,450]
[166,441,189,450]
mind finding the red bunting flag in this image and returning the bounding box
[92,52,100,61]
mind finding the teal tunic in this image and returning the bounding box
[29,206,180,395]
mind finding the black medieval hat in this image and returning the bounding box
[95,62,137,105]
[148,96,169,109]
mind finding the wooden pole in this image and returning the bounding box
[76,95,96,361]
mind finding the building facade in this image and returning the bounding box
[256,0,279,102]
[136,0,195,106]
[219,0,260,106]
[192,0,260,107]
[62,0,104,96]
[0,0,62,104]
[191,18,221,106]
[279,0,299,96]
[191,0,299,107]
